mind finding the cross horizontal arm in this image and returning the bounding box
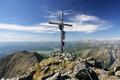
[49,21,72,27]
[49,22,61,25]
[63,24,72,27]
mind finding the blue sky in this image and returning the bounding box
[0,0,120,41]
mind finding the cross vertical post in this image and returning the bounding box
[49,11,72,54]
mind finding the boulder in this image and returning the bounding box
[115,71,120,77]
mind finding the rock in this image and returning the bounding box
[93,68,120,80]
[43,66,50,73]
[41,72,55,80]
[64,53,74,61]
[18,70,36,80]
[109,59,120,76]
[115,71,120,77]
[114,66,120,73]
[44,72,71,80]
[75,68,99,80]
[45,72,60,80]
[110,59,120,72]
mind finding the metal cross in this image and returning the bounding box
[49,11,72,53]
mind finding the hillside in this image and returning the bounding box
[0,51,44,79]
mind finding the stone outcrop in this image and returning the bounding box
[32,54,99,80]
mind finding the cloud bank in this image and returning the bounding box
[0,12,112,33]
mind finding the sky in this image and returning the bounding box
[0,0,120,41]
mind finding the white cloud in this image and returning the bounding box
[0,13,113,42]
[44,11,112,33]
[70,14,98,22]
[0,23,58,33]
[67,14,112,33]
[0,12,112,33]
[64,23,98,33]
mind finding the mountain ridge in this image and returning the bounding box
[0,51,44,79]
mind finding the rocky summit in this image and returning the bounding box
[18,53,120,80]
[0,51,44,79]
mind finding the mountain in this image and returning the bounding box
[1,49,120,80]
[1,41,120,80]
[0,51,44,79]
[0,53,6,58]
[76,48,120,70]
